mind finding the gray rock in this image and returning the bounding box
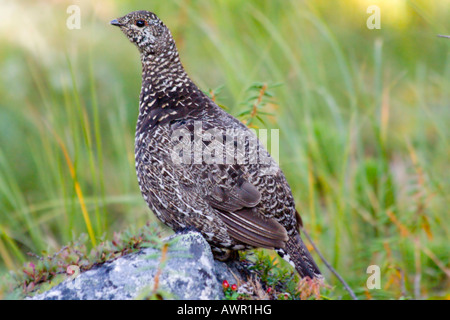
[29,231,246,300]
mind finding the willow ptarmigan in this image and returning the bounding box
[111,10,322,279]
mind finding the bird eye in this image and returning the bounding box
[135,20,146,27]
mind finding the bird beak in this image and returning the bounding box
[110,19,124,27]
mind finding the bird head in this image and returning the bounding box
[111,10,174,58]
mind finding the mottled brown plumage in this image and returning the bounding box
[111,10,322,279]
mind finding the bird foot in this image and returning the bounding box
[212,248,239,262]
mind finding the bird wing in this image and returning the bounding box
[215,208,288,249]
[170,116,288,249]
[207,164,288,249]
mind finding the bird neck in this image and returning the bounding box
[140,48,189,100]
[140,44,189,87]
[136,47,206,131]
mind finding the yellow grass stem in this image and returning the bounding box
[46,123,97,247]
[0,232,15,270]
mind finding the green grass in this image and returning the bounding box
[0,0,449,299]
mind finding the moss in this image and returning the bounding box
[7,223,165,298]
[221,250,333,300]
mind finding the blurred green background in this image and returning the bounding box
[0,0,448,299]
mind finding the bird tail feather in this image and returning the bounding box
[277,234,322,279]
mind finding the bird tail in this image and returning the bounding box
[277,234,322,279]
